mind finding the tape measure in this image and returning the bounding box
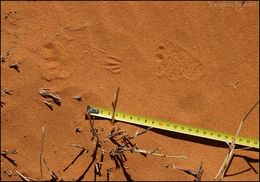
[86,106,259,149]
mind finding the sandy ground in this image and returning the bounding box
[1,1,259,181]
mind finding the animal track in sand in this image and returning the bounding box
[102,56,122,74]
[154,42,205,81]
[92,47,123,75]
[38,41,75,81]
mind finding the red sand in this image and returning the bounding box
[1,1,259,181]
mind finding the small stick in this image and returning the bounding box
[16,170,37,182]
[1,54,5,63]
[40,126,45,181]
[63,145,87,172]
[111,87,120,124]
[111,146,187,159]
[43,101,53,110]
[1,88,13,95]
[67,143,86,150]
[215,100,259,181]
[97,149,105,176]
[43,157,52,177]
[76,112,101,181]
[9,63,20,73]
[1,149,17,155]
[2,154,17,166]
[1,150,17,166]
[1,101,5,107]
[168,162,203,181]
[43,158,60,181]
[235,146,252,150]
[149,147,160,155]
[39,89,61,106]
[106,168,112,182]
[231,81,239,89]
[133,148,187,159]
[72,95,82,102]
[94,163,100,178]
[104,128,126,142]
[129,126,153,139]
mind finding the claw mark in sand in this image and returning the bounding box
[102,56,122,74]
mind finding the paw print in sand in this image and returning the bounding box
[154,42,206,81]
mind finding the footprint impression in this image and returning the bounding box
[154,42,205,81]
[38,41,75,81]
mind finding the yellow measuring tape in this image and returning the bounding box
[87,106,259,149]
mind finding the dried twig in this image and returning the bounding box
[39,89,61,106]
[1,54,5,63]
[111,87,120,124]
[129,126,153,140]
[1,150,18,166]
[67,143,86,150]
[1,154,17,166]
[1,51,10,63]
[43,101,53,110]
[43,158,62,181]
[1,101,5,107]
[166,162,203,181]
[9,63,20,73]
[63,144,88,172]
[1,149,17,155]
[104,127,126,142]
[215,100,259,181]
[72,95,82,102]
[16,171,31,181]
[40,126,45,181]
[111,146,187,159]
[106,168,112,182]
[76,112,101,181]
[16,171,37,181]
[1,88,13,95]
[95,149,105,177]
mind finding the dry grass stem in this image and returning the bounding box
[166,162,203,181]
[67,143,86,150]
[1,149,17,155]
[39,89,61,106]
[104,127,126,142]
[1,101,5,107]
[129,126,153,139]
[40,126,45,181]
[111,87,120,124]
[43,101,53,110]
[76,112,101,181]
[130,147,187,159]
[9,63,20,72]
[106,168,112,182]
[16,170,37,181]
[43,158,62,181]
[1,54,5,63]
[214,100,259,181]
[72,95,82,101]
[1,88,13,95]
[63,144,88,172]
